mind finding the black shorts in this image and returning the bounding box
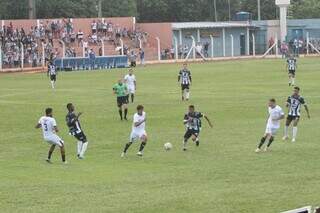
[117,96,128,107]
[288,70,296,76]
[286,115,300,122]
[74,131,87,143]
[50,75,56,81]
[184,129,200,139]
[130,61,136,67]
[181,84,190,90]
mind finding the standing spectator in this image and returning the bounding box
[77,29,84,46]
[139,48,145,65]
[129,50,137,67]
[89,49,96,70]
[204,42,209,58]
[91,20,97,34]
[170,46,175,59]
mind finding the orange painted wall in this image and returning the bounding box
[2,17,134,35]
[137,23,173,49]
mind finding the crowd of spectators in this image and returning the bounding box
[0,18,150,69]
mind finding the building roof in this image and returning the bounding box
[172,21,251,30]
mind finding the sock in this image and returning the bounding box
[195,138,200,146]
[292,78,295,85]
[267,136,274,147]
[293,127,298,139]
[61,154,66,162]
[77,141,82,155]
[48,150,53,160]
[258,136,266,149]
[80,142,88,157]
[124,109,128,119]
[131,94,134,103]
[186,92,190,100]
[139,142,146,152]
[123,142,132,153]
[51,81,55,89]
[284,126,289,137]
[119,110,123,120]
[183,139,187,149]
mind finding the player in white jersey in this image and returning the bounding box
[178,63,192,101]
[48,61,57,89]
[283,86,310,142]
[256,99,285,153]
[286,56,297,86]
[124,69,136,103]
[121,105,147,157]
[35,108,67,163]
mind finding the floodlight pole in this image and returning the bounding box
[306,32,309,55]
[119,38,124,55]
[210,35,214,58]
[0,44,2,71]
[230,34,234,57]
[20,42,24,69]
[257,0,261,21]
[156,37,161,61]
[222,28,226,57]
[173,36,178,60]
[41,42,45,68]
[252,33,256,56]
[138,38,142,49]
[190,36,196,59]
[101,39,105,56]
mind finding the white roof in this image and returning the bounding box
[172,22,251,30]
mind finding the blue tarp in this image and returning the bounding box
[54,55,128,71]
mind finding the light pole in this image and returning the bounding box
[96,0,102,18]
[214,0,217,22]
[28,0,36,19]
[228,0,231,21]
[257,0,261,20]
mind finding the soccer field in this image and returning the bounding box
[1,58,320,213]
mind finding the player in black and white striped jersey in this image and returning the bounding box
[286,56,297,86]
[283,87,310,142]
[48,61,57,89]
[178,63,192,101]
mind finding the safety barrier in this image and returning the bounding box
[54,55,128,71]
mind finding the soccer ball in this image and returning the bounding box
[164,142,173,151]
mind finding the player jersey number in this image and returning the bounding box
[44,123,48,131]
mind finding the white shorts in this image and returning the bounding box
[129,130,147,142]
[265,125,279,136]
[128,86,135,94]
[44,134,64,147]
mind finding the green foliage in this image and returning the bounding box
[0,0,319,21]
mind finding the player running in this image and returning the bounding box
[183,105,213,151]
[255,99,285,153]
[35,108,67,164]
[286,56,297,86]
[124,69,137,103]
[113,79,129,121]
[121,105,148,157]
[66,103,89,159]
[282,86,310,142]
[178,63,192,101]
[48,61,57,89]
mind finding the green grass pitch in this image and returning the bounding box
[0,58,320,213]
